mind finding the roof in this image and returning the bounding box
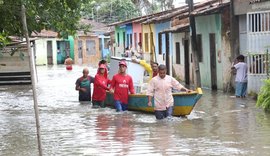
[107,8,178,27]
[106,0,230,34]
[161,18,190,33]
[144,0,229,24]
[249,0,268,4]
[192,0,230,16]
[162,23,190,33]
[107,0,230,27]
[79,19,110,33]
[31,29,58,38]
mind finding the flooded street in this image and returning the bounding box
[1,65,270,156]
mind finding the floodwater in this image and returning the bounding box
[1,65,270,156]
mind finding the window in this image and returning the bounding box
[176,42,180,64]
[144,33,149,52]
[134,33,137,49]
[78,40,83,59]
[104,38,110,49]
[139,33,142,43]
[158,33,162,54]
[130,34,132,46]
[248,12,270,32]
[123,32,126,48]
[150,32,153,52]
[86,40,96,55]
[126,34,129,47]
[248,54,265,74]
[99,38,102,51]
[196,34,203,62]
[117,33,120,47]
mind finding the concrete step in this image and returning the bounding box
[0,71,31,85]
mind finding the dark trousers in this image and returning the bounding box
[92,100,105,108]
[154,106,173,120]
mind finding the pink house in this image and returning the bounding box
[132,22,142,52]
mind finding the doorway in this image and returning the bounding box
[47,41,53,65]
[78,40,83,64]
[165,33,170,75]
[209,33,217,90]
[184,40,190,85]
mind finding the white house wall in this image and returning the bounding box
[239,15,248,55]
[172,32,186,81]
[35,38,58,65]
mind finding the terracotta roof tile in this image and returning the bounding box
[31,29,58,38]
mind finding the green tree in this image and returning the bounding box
[156,0,174,11]
[257,79,270,112]
[0,0,83,46]
[81,0,141,24]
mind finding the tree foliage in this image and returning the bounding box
[257,79,270,112]
[0,0,176,47]
[0,0,84,42]
[80,0,175,24]
[81,0,141,24]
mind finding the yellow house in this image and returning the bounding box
[142,24,155,63]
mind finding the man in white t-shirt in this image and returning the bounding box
[231,55,248,98]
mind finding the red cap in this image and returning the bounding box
[99,64,106,69]
[119,61,127,67]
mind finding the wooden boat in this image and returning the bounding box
[104,88,203,116]
[106,56,203,116]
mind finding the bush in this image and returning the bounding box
[256,79,270,112]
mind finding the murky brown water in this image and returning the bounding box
[1,65,270,156]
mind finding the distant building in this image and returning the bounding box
[73,19,110,66]
[31,29,73,65]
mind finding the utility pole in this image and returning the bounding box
[21,4,43,156]
[188,0,201,87]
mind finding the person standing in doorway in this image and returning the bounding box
[147,64,191,120]
[109,60,135,112]
[92,64,111,108]
[75,68,95,102]
[231,55,248,98]
[137,42,143,59]
[57,47,62,64]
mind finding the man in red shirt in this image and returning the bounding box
[92,64,111,108]
[109,60,135,112]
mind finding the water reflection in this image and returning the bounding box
[1,65,270,155]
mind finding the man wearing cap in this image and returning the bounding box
[109,60,135,112]
[92,64,111,108]
[75,68,95,102]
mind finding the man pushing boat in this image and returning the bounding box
[147,64,192,120]
[109,60,135,112]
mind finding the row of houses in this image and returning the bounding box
[107,0,270,94]
[31,19,111,67]
[0,19,111,85]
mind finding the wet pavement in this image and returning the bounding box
[1,65,270,156]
